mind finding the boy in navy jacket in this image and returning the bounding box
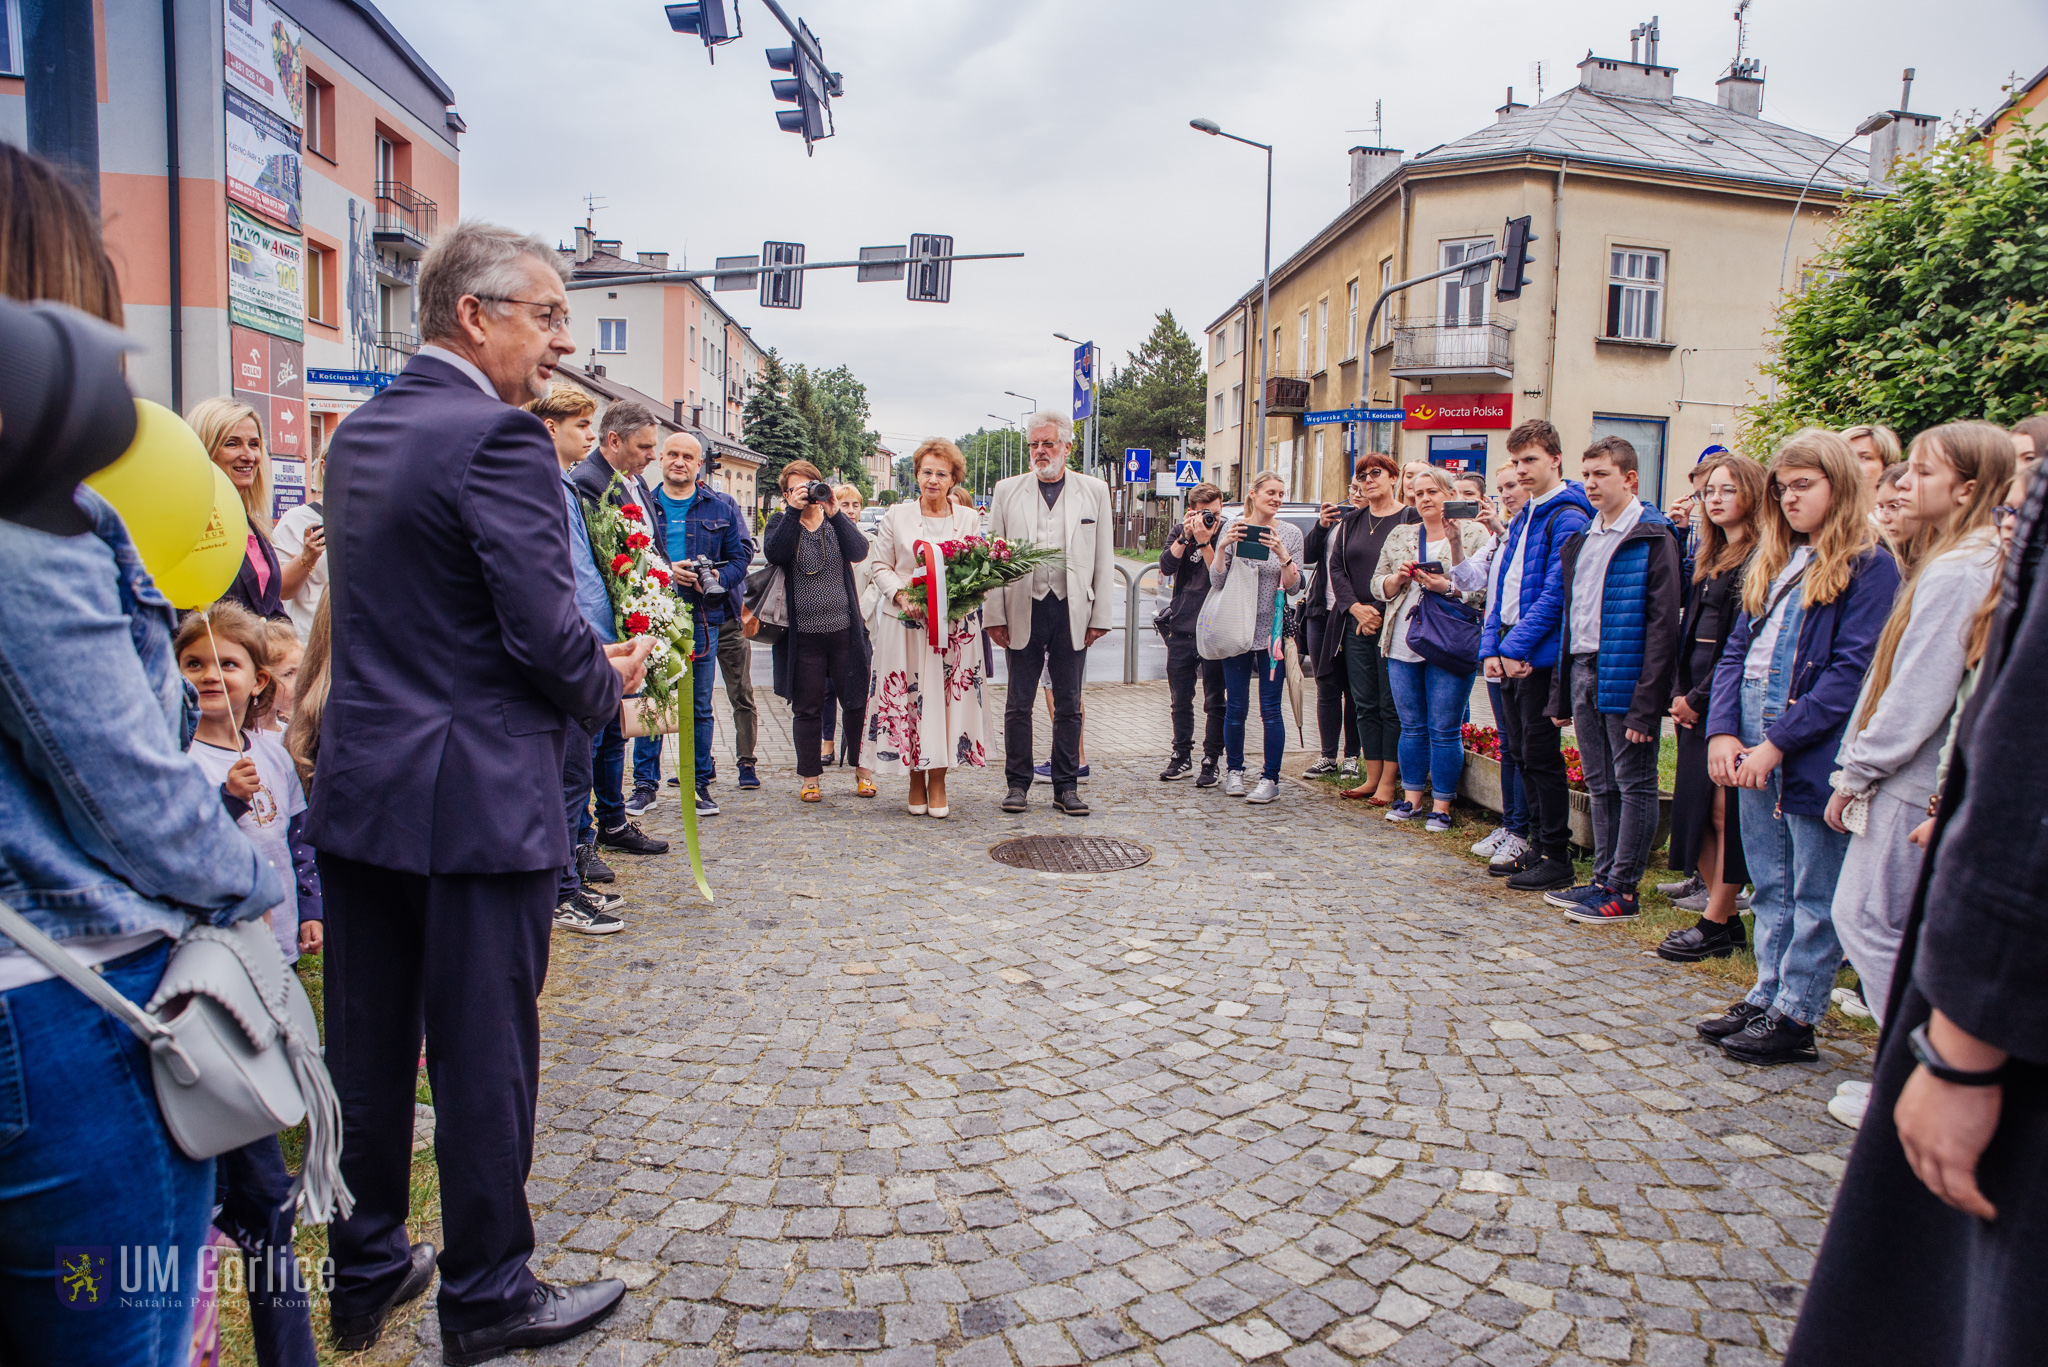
[1481,420,1594,892]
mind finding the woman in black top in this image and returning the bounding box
[1328,453,1419,803]
[1300,470,1372,777]
[1657,453,1766,963]
[765,460,871,801]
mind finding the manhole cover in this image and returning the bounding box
[989,835,1152,873]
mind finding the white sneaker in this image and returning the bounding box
[1827,1085,1869,1129]
[1835,1079,1872,1098]
[1470,826,1509,857]
[1831,986,1875,1021]
[1224,770,1247,797]
[1488,833,1531,868]
[1246,777,1279,804]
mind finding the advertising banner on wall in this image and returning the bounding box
[225,88,301,230]
[229,204,305,343]
[1400,393,1513,430]
[224,0,305,129]
[232,326,308,519]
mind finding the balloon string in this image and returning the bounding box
[200,607,244,754]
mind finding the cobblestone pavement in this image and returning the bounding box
[393,682,1868,1367]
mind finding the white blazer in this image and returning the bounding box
[982,470,1117,650]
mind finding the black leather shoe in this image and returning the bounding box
[1504,855,1575,892]
[331,1241,437,1352]
[576,842,615,885]
[1720,1009,1819,1066]
[442,1279,626,1367]
[1657,917,1743,963]
[1002,787,1029,813]
[1696,999,1766,1042]
[1052,788,1091,817]
[598,820,669,856]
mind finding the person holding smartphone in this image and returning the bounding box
[1207,471,1305,803]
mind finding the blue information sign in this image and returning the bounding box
[1303,405,1406,425]
[1123,448,1152,483]
[307,368,394,390]
[1072,343,1095,421]
[1175,458,1203,487]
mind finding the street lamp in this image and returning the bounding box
[1191,116,1273,484]
[988,414,1017,486]
[1003,391,1037,484]
[1777,112,1892,297]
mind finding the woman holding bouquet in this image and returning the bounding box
[867,439,989,817]
[765,461,872,803]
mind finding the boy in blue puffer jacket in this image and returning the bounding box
[1544,436,1684,923]
[1480,420,1594,892]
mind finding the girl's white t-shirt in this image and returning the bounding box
[187,730,307,963]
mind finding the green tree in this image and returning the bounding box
[1097,310,1206,496]
[741,350,813,492]
[1744,118,2048,452]
[786,362,880,496]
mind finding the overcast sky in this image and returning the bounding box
[397,0,2046,453]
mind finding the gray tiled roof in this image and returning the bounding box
[1412,86,1869,191]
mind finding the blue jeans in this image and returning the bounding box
[1386,656,1467,804]
[215,1137,317,1367]
[1487,681,1527,836]
[1222,651,1285,781]
[1738,675,1848,1025]
[584,716,624,841]
[0,941,216,1367]
[629,624,718,790]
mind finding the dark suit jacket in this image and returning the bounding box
[305,354,622,875]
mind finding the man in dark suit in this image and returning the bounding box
[308,221,652,1366]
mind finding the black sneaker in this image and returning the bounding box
[1002,786,1029,813]
[1303,756,1341,778]
[624,784,659,817]
[1160,754,1194,782]
[1195,758,1221,789]
[1505,856,1576,892]
[576,842,614,885]
[695,785,720,817]
[554,891,624,936]
[1489,845,1537,879]
[583,886,625,913]
[1695,1000,1766,1042]
[1720,1009,1819,1066]
[737,762,760,790]
[1657,917,1744,963]
[598,820,669,856]
[1052,788,1090,817]
[1543,881,1606,910]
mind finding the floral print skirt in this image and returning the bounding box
[866,606,988,772]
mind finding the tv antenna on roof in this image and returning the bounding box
[1732,0,1751,62]
[1343,99,1385,146]
[583,193,609,231]
[1530,61,1547,103]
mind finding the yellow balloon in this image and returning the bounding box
[152,465,252,609]
[84,399,216,578]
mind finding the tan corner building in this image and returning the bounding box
[1204,31,1895,510]
[1980,63,2047,168]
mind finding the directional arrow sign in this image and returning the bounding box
[1123,448,1151,483]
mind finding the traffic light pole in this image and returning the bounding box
[563,251,1023,291]
[1349,249,1503,451]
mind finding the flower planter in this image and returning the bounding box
[1458,751,1672,854]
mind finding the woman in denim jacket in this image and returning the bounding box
[0,297,287,1362]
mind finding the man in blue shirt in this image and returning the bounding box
[639,432,749,818]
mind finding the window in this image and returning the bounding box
[1211,329,1225,366]
[1230,383,1244,426]
[1440,238,1493,326]
[1589,414,1667,506]
[1377,260,1393,343]
[0,0,21,78]
[304,73,335,159]
[304,244,335,326]
[1213,392,1225,432]
[598,319,627,352]
[1296,311,1308,372]
[1345,280,1359,359]
[1316,298,1329,371]
[1606,249,1665,340]
[1229,316,1244,356]
[375,135,395,185]
[688,325,696,356]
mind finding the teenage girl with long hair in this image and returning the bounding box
[1697,429,1903,1066]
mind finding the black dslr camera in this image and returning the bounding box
[806,480,836,507]
[677,557,726,598]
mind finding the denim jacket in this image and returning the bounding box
[0,488,285,953]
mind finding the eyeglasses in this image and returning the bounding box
[479,296,572,333]
[1027,439,1064,451]
[1994,504,2020,526]
[1772,475,1828,500]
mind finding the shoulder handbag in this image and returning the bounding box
[744,564,788,647]
[1196,521,1262,661]
[1403,526,1482,674]
[0,902,351,1222]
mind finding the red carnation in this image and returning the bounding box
[619,504,644,522]
[626,531,652,550]
[626,611,650,634]
[610,553,634,575]
[648,567,671,586]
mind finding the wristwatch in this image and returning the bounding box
[1908,1022,2008,1086]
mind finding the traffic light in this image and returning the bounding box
[665,1,737,55]
[766,18,836,153]
[1496,214,1538,301]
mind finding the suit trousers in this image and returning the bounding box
[1163,630,1225,760]
[1499,667,1571,860]
[717,623,757,766]
[318,853,553,1336]
[1005,593,1086,791]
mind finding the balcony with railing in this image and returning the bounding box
[373,180,438,258]
[1390,317,1515,378]
[373,251,419,285]
[1262,373,1312,414]
[374,331,419,375]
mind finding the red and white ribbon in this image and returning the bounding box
[913,539,947,651]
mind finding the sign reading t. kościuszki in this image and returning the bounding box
[1401,394,1512,430]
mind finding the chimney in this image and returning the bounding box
[1347,145,1402,204]
[574,225,594,263]
[638,251,669,270]
[674,400,687,427]
[1868,110,1941,182]
[1716,58,1764,116]
[595,238,623,258]
[1496,86,1528,123]
[1577,21,1676,102]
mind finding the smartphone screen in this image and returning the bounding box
[1237,524,1271,560]
[1443,500,1481,520]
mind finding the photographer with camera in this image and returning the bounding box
[646,432,749,819]
[765,462,872,803]
[1156,483,1229,785]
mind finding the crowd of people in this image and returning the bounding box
[5,128,2048,1367]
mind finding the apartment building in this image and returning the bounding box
[1203,26,1889,508]
[3,0,460,518]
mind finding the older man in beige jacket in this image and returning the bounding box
[984,411,1116,815]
